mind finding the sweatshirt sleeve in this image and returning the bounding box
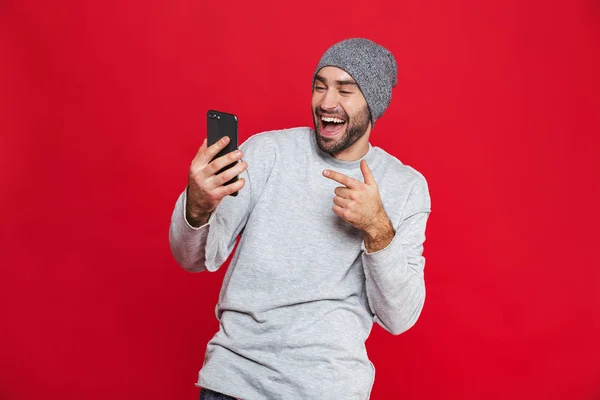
[168,134,276,273]
[168,188,216,273]
[361,175,431,335]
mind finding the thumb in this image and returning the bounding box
[360,160,376,186]
[192,138,207,164]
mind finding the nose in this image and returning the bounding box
[319,88,339,111]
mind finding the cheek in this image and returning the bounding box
[342,99,367,120]
[311,93,321,110]
[339,101,355,118]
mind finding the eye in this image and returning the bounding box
[339,90,352,95]
[314,86,326,92]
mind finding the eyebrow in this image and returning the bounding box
[335,79,358,86]
[314,75,358,87]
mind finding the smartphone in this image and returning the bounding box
[207,109,239,196]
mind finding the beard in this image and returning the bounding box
[312,105,371,156]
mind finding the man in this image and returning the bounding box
[169,38,431,400]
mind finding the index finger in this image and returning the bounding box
[198,136,231,165]
[322,169,361,189]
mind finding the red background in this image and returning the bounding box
[1,0,600,399]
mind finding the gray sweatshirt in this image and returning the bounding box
[169,127,431,400]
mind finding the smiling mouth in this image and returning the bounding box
[319,115,347,137]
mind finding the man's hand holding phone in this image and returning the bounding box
[185,136,248,227]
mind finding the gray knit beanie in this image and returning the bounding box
[313,38,398,125]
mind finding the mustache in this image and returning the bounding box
[315,108,348,119]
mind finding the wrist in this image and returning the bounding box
[185,188,212,228]
[364,213,395,252]
[185,208,211,228]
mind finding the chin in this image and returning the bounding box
[315,134,340,155]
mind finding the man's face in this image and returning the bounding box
[312,66,371,156]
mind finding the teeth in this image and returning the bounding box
[321,117,345,124]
